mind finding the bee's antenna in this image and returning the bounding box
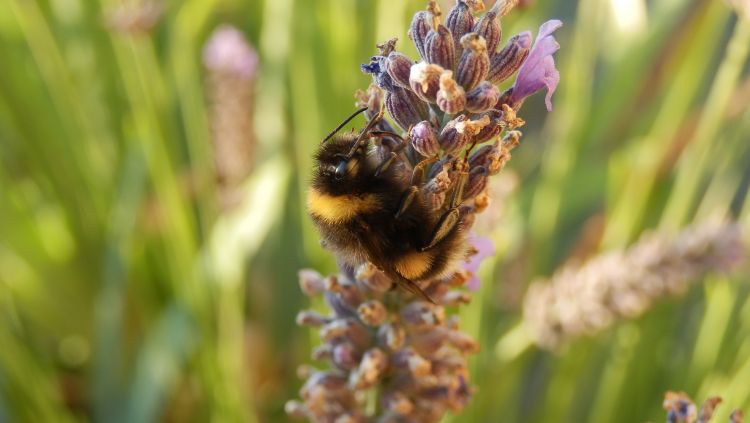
[320,107,369,145]
[346,108,385,159]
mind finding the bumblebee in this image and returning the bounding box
[307,108,470,302]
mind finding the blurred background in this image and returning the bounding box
[1,0,749,422]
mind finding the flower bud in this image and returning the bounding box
[465,81,500,113]
[299,269,326,296]
[401,301,445,328]
[385,86,428,131]
[440,114,490,153]
[357,300,388,326]
[361,55,397,92]
[409,62,443,103]
[385,52,413,88]
[409,121,440,157]
[423,166,451,193]
[472,109,504,143]
[381,392,414,416]
[408,10,433,61]
[392,348,432,376]
[463,166,488,200]
[488,32,531,84]
[456,33,490,91]
[436,71,466,114]
[473,4,502,54]
[354,262,391,292]
[296,310,330,327]
[332,343,360,370]
[445,1,475,61]
[350,348,387,389]
[377,323,406,351]
[425,25,456,70]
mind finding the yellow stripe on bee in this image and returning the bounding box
[395,250,435,280]
[307,188,379,223]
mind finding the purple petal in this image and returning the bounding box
[464,233,496,290]
[510,19,562,111]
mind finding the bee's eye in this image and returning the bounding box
[334,160,348,180]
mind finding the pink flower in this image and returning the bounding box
[509,19,562,111]
[464,234,496,290]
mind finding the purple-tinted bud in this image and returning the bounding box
[469,142,497,168]
[299,269,326,296]
[361,55,397,92]
[409,121,440,157]
[473,4,502,54]
[357,300,388,326]
[385,86,429,131]
[439,114,490,153]
[385,52,414,88]
[320,319,371,348]
[456,33,490,91]
[436,71,466,114]
[409,62,444,103]
[445,1,475,62]
[332,343,360,370]
[391,348,432,376]
[465,81,500,113]
[509,20,562,111]
[408,10,433,61]
[463,166,489,199]
[296,310,330,327]
[428,155,456,179]
[472,109,505,143]
[425,25,456,70]
[488,31,532,84]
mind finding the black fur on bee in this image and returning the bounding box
[307,109,470,303]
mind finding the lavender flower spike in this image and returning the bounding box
[509,19,562,111]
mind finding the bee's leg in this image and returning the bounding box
[420,164,468,251]
[391,272,436,304]
[394,156,438,219]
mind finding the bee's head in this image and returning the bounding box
[312,133,369,196]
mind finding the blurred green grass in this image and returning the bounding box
[0,0,749,422]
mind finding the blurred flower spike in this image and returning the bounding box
[663,391,744,423]
[506,19,562,111]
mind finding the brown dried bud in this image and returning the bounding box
[408,10,433,61]
[472,109,505,143]
[401,301,445,328]
[357,300,388,326]
[320,319,370,348]
[425,25,456,70]
[299,269,326,297]
[377,323,406,351]
[392,348,432,376]
[385,52,414,88]
[436,71,466,114]
[354,262,392,292]
[385,86,429,131]
[466,81,500,113]
[463,166,489,200]
[296,310,330,327]
[350,348,387,389]
[473,4,501,54]
[409,121,440,157]
[496,0,520,16]
[488,32,531,84]
[409,62,444,103]
[285,400,308,419]
[381,392,414,416]
[440,114,490,153]
[423,166,451,193]
[445,1,475,62]
[441,290,472,306]
[456,33,490,91]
